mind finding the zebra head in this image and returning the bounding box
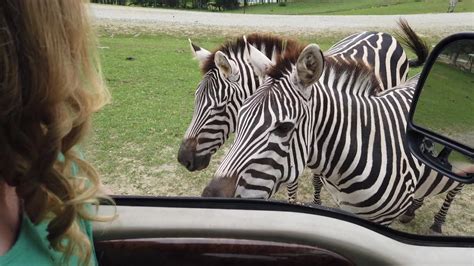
[203,43,324,198]
[178,38,253,171]
[178,35,293,172]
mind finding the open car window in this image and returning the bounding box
[86,2,473,243]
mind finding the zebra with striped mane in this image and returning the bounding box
[178,34,299,172]
[178,30,420,203]
[203,30,462,232]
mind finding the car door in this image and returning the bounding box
[93,196,473,265]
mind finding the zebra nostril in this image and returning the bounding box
[178,138,213,171]
[183,160,191,169]
[178,139,195,169]
[178,151,194,171]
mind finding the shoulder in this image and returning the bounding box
[0,214,96,266]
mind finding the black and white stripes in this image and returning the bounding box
[179,31,413,201]
[204,41,460,231]
[178,34,295,172]
[326,31,409,91]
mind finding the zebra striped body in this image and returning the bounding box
[205,43,460,227]
[326,31,409,91]
[179,32,411,200]
[304,74,458,224]
[305,31,411,203]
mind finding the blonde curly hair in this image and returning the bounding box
[0,0,111,264]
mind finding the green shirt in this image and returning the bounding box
[0,214,96,266]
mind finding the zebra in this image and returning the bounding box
[203,28,462,233]
[178,34,299,173]
[178,30,419,203]
[305,25,430,205]
[447,0,458,12]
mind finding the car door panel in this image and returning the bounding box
[93,197,474,266]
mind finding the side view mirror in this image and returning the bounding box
[407,32,474,184]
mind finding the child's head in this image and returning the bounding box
[0,0,110,263]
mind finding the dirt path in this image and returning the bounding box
[90,4,473,37]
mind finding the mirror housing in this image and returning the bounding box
[407,32,474,184]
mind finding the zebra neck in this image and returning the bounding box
[306,65,412,179]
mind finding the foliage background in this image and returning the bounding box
[90,0,474,14]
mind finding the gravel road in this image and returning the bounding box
[91,4,473,37]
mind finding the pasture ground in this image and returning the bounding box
[228,0,474,15]
[85,27,473,236]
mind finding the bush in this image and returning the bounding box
[216,0,239,10]
[278,2,286,6]
[165,0,179,8]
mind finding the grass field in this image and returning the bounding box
[84,32,473,236]
[414,61,474,146]
[229,0,474,15]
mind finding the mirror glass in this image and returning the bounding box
[413,39,474,149]
[420,138,474,178]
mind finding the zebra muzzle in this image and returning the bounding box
[177,138,212,171]
[202,175,238,198]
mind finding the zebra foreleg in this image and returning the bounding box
[399,198,424,223]
[287,181,298,204]
[312,174,323,205]
[287,174,323,205]
[429,184,464,234]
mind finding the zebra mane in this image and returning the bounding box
[201,33,301,74]
[326,58,382,95]
[268,47,382,96]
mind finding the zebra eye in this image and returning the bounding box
[273,122,294,137]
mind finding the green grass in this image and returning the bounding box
[87,34,225,194]
[86,33,334,195]
[84,32,473,236]
[230,0,474,15]
[414,61,474,143]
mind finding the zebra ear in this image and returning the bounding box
[293,44,325,94]
[243,36,273,83]
[215,51,239,81]
[189,38,211,66]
